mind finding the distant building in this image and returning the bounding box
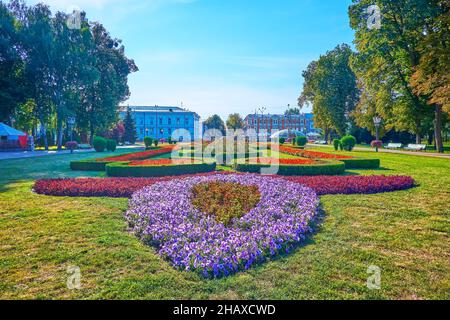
[119,106,201,141]
[244,113,318,136]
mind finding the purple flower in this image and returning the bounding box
[125,174,319,277]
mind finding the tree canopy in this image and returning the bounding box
[298,44,359,138]
[0,0,137,149]
[226,113,245,130]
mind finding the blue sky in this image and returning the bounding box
[29,0,354,120]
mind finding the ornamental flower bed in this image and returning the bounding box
[98,146,176,162]
[250,158,317,165]
[278,146,353,160]
[33,174,415,198]
[125,174,320,277]
[129,159,200,166]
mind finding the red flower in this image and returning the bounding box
[278,146,353,160]
[99,146,176,162]
[252,158,316,165]
[34,174,415,198]
[129,159,199,166]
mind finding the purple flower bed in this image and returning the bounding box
[125,174,319,277]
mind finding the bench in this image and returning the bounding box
[404,144,427,151]
[386,143,402,149]
[314,140,328,145]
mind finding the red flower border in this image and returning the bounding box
[34,174,415,198]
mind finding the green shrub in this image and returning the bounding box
[106,139,117,152]
[340,158,380,169]
[70,160,108,171]
[93,137,107,152]
[279,138,286,145]
[154,139,159,147]
[341,135,357,151]
[106,162,217,177]
[144,137,154,148]
[295,136,308,147]
[233,162,345,176]
[333,139,341,151]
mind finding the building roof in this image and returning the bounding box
[0,123,26,137]
[119,106,200,119]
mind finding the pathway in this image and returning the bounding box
[309,144,450,159]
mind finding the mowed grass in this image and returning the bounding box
[0,148,449,299]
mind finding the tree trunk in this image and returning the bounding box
[40,118,49,151]
[56,118,63,151]
[427,131,434,146]
[434,104,444,153]
[89,121,95,145]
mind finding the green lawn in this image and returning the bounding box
[0,148,449,299]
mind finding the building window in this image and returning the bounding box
[168,118,172,125]
[159,118,163,125]
[185,117,189,125]
[177,118,180,125]
[168,128,172,135]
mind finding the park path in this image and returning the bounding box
[309,144,450,159]
[0,145,145,161]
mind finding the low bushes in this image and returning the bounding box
[70,160,110,171]
[340,158,381,169]
[279,146,353,160]
[93,136,107,152]
[340,135,357,151]
[294,136,308,147]
[106,139,117,152]
[233,161,345,176]
[65,141,78,153]
[70,146,176,171]
[333,139,342,151]
[99,146,175,162]
[34,174,415,198]
[144,137,154,148]
[106,162,217,177]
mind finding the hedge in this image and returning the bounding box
[232,161,346,176]
[70,160,110,171]
[340,158,381,169]
[106,162,217,177]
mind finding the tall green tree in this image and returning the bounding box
[77,22,138,143]
[123,107,137,144]
[226,113,244,130]
[349,0,443,144]
[411,0,449,152]
[0,1,27,123]
[298,44,359,139]
[203,114,226,135]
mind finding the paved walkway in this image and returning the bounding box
[309,144,450,159]
[0,145,145,161]
[0,149,94,161]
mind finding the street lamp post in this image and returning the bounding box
[373,116,382,152]
[67,117,76,142]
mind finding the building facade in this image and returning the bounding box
[119,106,201,141]
[244,113,318,135]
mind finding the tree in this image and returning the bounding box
[203,114,226,135]
[0,1,27,123]
[410,0,449,152]
[298,44,359,138]
[226,113,244,130]
[77,22,138,144]
[349,0,443,144]
[123,107,137,144]
[285,108,301,115]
